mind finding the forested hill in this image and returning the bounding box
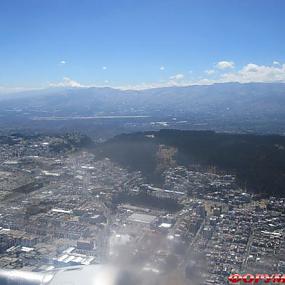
[94,130,285,197]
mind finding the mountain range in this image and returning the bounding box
[0,82,285,136]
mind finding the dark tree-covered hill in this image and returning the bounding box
[94,130,285,197]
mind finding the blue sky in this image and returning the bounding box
[0,0,285,90]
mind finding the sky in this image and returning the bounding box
[0,0,285,91]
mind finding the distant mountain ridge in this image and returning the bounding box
[0,82,285,135]
[1,82,285,116]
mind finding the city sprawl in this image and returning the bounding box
[0,134,284,284]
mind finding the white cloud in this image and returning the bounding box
[59,60,67,65]
[120,74,186,90]
[219,63,285,83]
[160,66,165,71]
[49,77,84,88]
[169,73,184,80]
[216,60,235,69]
[121,62,285,89]
[205,69,215,75]
[102,66,107,70]
[49,77,113,89]
[3,61,285,93]
[273,60,280,65]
